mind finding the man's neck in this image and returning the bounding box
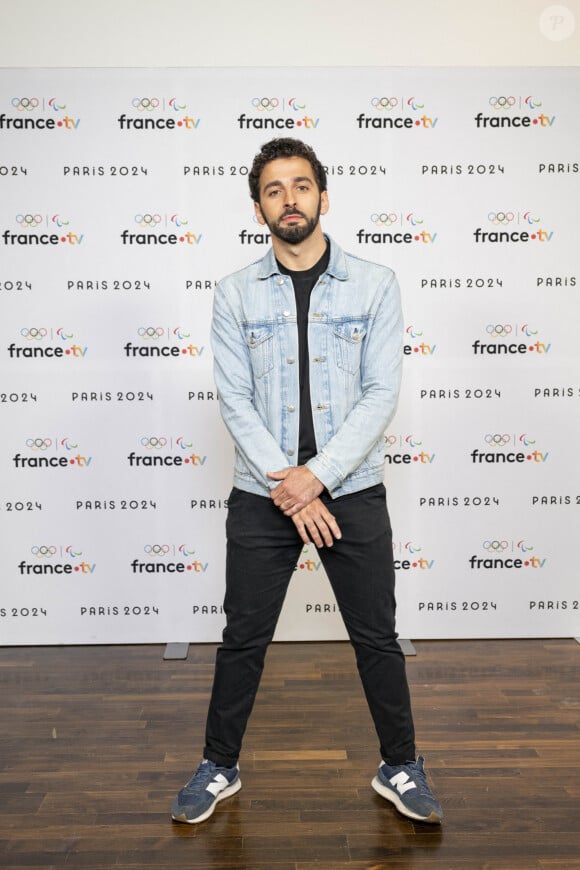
[271,226,327,272]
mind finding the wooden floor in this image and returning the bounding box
[0,639,579,870]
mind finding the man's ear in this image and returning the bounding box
[320,190,329,216]
[254,200,266,225]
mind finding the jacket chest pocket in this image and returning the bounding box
[244,325,274,378]
[333,321,367,374]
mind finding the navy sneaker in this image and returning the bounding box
[171,759,241,824]
[371,755,443,823]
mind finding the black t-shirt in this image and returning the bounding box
[277,243,330,465]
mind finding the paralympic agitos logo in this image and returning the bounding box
[117,96,200,131]
[0,96,80,131]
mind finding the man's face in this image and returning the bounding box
[254,156,329,244]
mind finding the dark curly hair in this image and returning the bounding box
[248,138,327,202]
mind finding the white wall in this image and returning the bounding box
[0,0,578,68]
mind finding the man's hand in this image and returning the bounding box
[267,465,324,516]
[290,498,342,548]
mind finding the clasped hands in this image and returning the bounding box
[267,465,342,548]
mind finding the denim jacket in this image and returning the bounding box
[210,236,403,499]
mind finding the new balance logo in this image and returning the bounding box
[390,772,417,795]
[206,774,228,796]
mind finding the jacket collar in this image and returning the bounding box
[257,235,349,281]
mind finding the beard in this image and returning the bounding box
[264,199,321,245]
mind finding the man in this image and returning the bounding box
[171,138,443,825]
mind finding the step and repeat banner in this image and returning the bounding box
[1,67,579,645]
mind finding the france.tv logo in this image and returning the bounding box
[123,327,205,359]
[117,97,200,130]
[237,96,319,130]
[475,94,555,129]
[130,543,208,573]
[469,538,546,569]
[470,433,549,464]
[18,544,96,575]
[473,211,553,244]
[7,327,88,360]
[0,96,80,131]
[357,212,437,246]
[121,213,202,246]
[472,323,551,355]
[13,437,93,469]
[127,436,207,468]
[357,96,438,130]
[2,213,85,247]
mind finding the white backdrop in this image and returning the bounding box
[1,66,579,644]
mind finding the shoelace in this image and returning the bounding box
[182,762,218,795]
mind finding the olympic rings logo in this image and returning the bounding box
[132,97,160,111]
[20,328,47,340]
[11,97,40,111]
[484,434,511,446]
[31,545,57,557]
[371,212,398,226]
[371,97,398,110]
[17,214,43,227]
[138,327,164,339]
[488,211,514,225]
[144,544,170,556]
[26,438,52,450]
[384,435,398,448]
[252,97,280,111]
[486,324,512,337]
[483,540,509,552]
[135,214,162,227]
[489,96,516,110]
[140,436,168,449]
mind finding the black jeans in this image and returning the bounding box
[203,483,415,767]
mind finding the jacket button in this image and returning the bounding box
[283,310,291,317]
[287,357,295,364]
[287,405,295,412]
[287,448,295,456]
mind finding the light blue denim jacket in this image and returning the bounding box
[210,236,403,499]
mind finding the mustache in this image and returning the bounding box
[279,209,306,220]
